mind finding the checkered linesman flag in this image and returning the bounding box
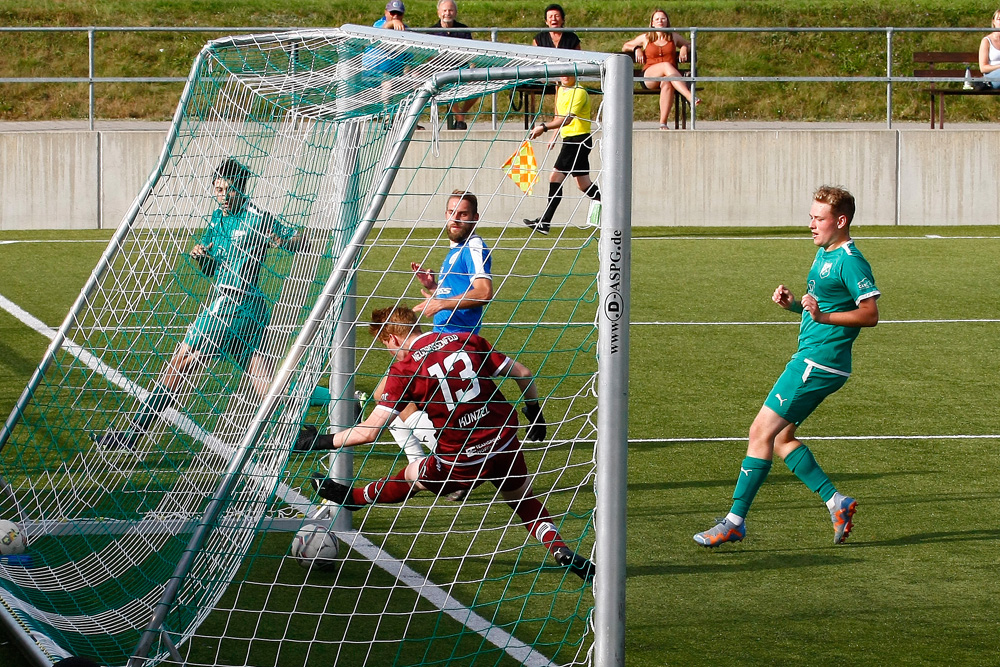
[502,141,538,195]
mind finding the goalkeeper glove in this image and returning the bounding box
[521,401,546,442]
[294,424,319,452]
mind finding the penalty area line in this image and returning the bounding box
[0,291,556,667]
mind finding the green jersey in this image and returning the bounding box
[197,202,295,303]
[792,240,879,374]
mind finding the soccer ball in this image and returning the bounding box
[290,524,340,571]
[0,519,25,555]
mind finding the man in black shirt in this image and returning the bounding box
[532,3,581,50]
[430,0,476,129]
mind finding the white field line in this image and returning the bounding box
[632,234,1000,241]
[3,234,1000,247]
[0,240,109,246]
[627,319,1000,326]
[0,291,554,667]
[630,434,1000,443]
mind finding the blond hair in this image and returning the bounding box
[813,185,856,224]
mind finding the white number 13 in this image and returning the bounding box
[427,351,481,411]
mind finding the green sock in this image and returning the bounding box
[309,385,331,408]
[784,445,836,502]
[729,456,772,518]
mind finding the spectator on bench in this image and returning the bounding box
[532,3,581,50]
[979,8,1000,89]
[622,8,701,129]
[431,0,476,129]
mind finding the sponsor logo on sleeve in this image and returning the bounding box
[857,278,873,290]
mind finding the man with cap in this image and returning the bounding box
[375,0,407,30]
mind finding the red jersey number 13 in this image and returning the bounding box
[426,351,482,411]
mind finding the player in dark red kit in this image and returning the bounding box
[305,305,594,581]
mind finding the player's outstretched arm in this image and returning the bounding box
[329,408,394,449]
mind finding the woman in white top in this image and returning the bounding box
[978,9,1000,88]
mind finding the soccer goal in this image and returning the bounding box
[0,27,631,667]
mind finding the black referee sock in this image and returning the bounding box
[584,183,601,201]
[541,182,563,223]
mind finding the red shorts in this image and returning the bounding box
[417,437,528,496]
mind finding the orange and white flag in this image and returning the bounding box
[502,141,538,195]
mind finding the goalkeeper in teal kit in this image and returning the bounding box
[92,158,302,450]
[694,186,880,547]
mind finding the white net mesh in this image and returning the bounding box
[0,26,619,667]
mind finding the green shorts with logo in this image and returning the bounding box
[763,358,849,426]
[183,292,269,368]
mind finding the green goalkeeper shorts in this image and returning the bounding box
[763,358,849,426]
[183,293,269,368]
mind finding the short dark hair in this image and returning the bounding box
[813,185,856,224]
[448,189,478,217]
[215,158,250,194]
[544,3,565,19]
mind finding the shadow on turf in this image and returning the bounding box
[634,469,931,492]
[849,528,1000,548]
[627,552,862,577]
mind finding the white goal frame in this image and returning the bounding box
[0,27,632,667]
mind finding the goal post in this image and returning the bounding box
[0,26,632,667]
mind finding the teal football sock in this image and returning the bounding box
[784,445,836,502]
[729,456,772,518]
[309,385,331,408]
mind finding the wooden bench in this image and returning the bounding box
[515,63,692,130]
[914,51,1000,128]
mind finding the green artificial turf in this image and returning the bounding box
[1,226,999,665]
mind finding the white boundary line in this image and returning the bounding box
[629,434,1000,443]
[0,291,554,667]
[625,318,1000,326]
[4,233,1000,247]
[630,234,1000,241]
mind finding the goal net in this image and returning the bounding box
[0,26,631,667]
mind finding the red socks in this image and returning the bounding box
[354,468,413,506]
[508,497,567,552]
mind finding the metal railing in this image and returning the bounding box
[0,25,993,129]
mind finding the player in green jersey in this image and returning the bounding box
[92,158,303,450]
[694,186,880,547]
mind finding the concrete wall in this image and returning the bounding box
[0,127,998,229]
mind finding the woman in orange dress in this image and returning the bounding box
[622,9,700,129]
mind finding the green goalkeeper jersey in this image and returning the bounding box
[792,240,880,374]
[197,201,296,303]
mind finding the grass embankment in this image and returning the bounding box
[1,0,999,123]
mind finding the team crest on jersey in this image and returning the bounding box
[232,230,246,240]
[819,261,833,278]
